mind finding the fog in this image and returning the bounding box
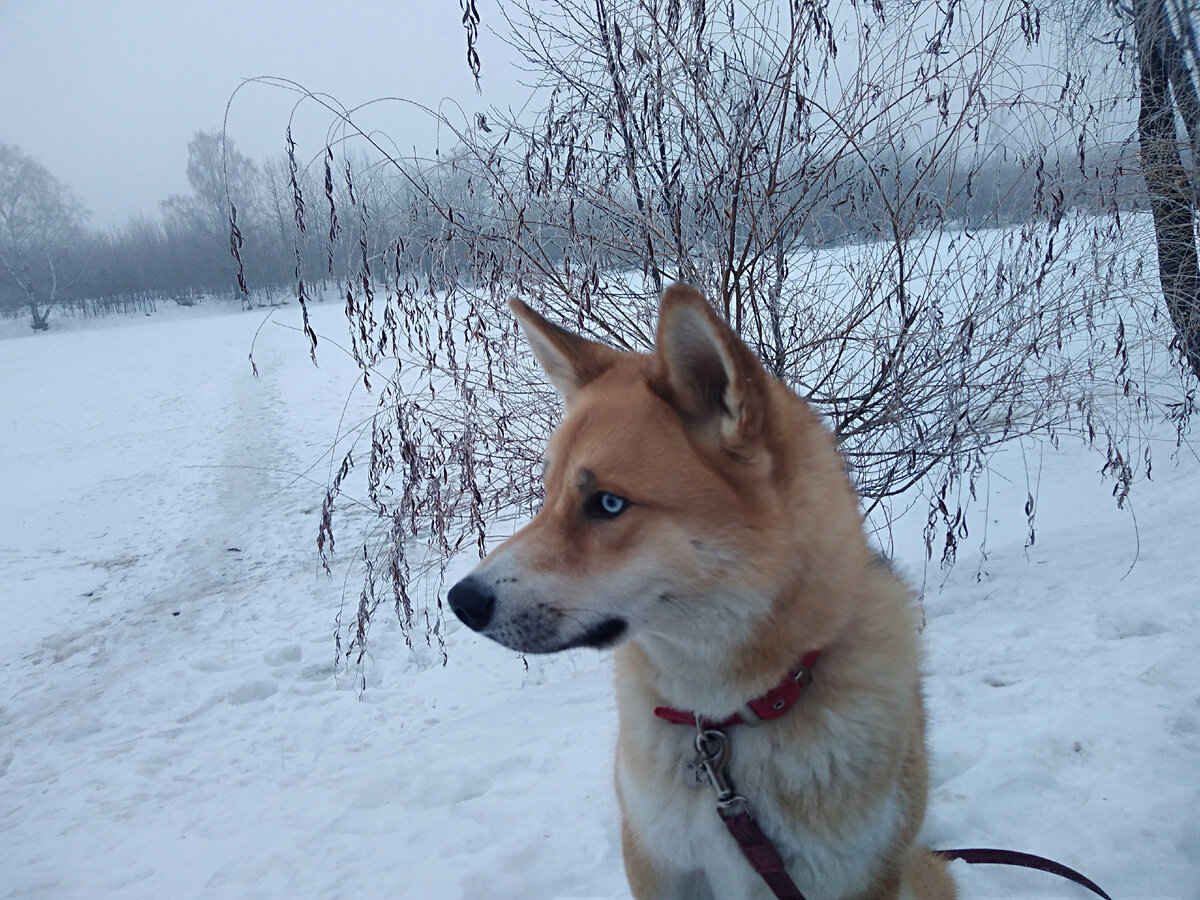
[0,0,523,227]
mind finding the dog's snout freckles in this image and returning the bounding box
[447,577,496,632]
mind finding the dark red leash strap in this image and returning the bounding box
[691,727,809,900]
[720,808,809,900]
[936,847,1114,900]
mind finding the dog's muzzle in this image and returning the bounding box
[448,573,628,653]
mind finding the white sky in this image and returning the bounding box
[0,0,525,227]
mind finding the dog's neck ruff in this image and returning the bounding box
[652,650,820,728]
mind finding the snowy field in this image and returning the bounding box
[1,298,1197,899]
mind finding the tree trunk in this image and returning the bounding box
[1160,0,1200,199]
[28,300,49,331]
[1134,0,1200,381]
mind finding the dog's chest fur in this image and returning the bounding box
[615,651,912,899]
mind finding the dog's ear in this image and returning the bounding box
[510,298,617,404]
[650,283,767,455]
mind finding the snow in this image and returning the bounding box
[1,298,1197,899]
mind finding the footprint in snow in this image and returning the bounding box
[297,663,332,682]
[262,644,302,667]
[227,680,279,705]
[1098,618,1169,641]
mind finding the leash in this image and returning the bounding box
[935,848,1114,900]
[656,653,1115,900]
[689,725,809,900]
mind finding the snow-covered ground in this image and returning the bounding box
[1,299,1196,899]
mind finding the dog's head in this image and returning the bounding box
[448,284,851,657]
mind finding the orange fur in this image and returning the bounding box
[448,285,956,899]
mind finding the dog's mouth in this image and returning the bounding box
[562,617,628,651]
[490,613,629,654]
[471,600,630,655]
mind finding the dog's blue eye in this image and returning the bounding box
[585,491,629,520]
[601,493,626,515]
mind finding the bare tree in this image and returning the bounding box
[162,130,265,298]
[259,0,1190,675]
[1129,0,1200,379]
[1049,0,1200,379]
[0,143,89,330]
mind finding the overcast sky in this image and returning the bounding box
[0,1,525,227]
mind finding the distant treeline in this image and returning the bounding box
[0,131,1148,321]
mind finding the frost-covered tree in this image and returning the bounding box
[0,143,89,330]
[161,130,264,296]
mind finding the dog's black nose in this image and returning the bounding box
[447,577,496,631]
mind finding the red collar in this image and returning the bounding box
[653,650,820,728]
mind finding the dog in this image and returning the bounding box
[448,284,955,899]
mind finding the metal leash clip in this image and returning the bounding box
[692,725,750,817]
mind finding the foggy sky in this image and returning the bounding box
[0,0,523,228]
